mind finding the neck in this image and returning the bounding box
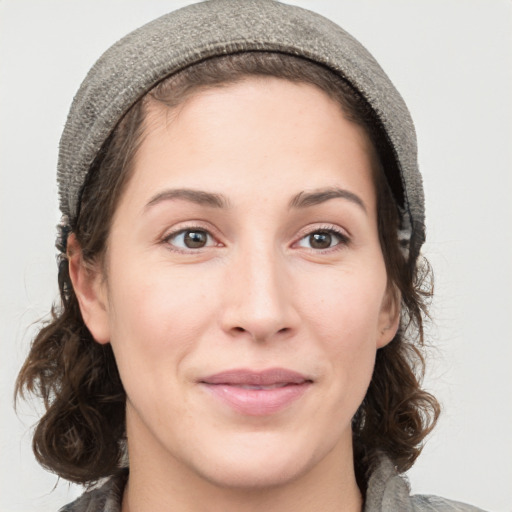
[122,409,363,512]
[123,465,362,512]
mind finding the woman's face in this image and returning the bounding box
[77,77,399,489]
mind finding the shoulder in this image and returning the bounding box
[365,455,487,512]
[58,470,127,512]
[411,494,487,512]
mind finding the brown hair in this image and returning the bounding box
[15,52,439,489]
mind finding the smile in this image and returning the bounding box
[199,368,313,416]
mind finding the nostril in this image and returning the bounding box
[233,326,246,333]
[278,327,290,334]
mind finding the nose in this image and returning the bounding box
[220,243,299,343]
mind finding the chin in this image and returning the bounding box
[183,430,341,491]
[197,455,310,491]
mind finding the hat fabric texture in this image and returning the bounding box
[57,0,424,261]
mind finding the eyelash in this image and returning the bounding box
[161,224,350,253]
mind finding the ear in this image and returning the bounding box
[376,284,401,348]
[67,234,110,344]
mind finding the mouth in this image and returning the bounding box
[199,368,313,416]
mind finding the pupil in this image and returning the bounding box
[184,231,207,248]
[310,232,331,249]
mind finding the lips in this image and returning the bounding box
[200,368,312,416]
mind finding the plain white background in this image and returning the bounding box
[1,1,510,511]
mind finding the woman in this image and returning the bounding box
[15,1,486,511]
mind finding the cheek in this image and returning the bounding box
[299,264,386,343]
[296,263,387,391]
[105,259,219,386]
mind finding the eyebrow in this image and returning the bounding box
[289,187,367,213]
[144,186,366,213]
[145,188,231,210]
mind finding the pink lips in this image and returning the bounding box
[200,368,312,416]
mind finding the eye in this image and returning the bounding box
[165,228,216,250]
[296,229,347,250]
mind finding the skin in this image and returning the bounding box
[69,77,399,512]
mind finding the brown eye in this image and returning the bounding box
[167,229,213,250]
[309,232,333,249]
[184,230,208,248]
[297,229,346,250]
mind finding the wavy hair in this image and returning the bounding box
[16,52,439,490]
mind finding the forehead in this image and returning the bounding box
[143,76,374,161]
[119,77,377,215]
